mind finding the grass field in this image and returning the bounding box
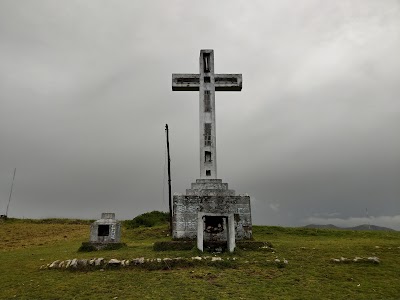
[1,219,399,300]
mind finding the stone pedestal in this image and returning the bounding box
[172,179,252,248]
[89,213,121,244]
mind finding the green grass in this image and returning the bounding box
[1,220,400,299]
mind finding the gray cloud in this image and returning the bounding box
[0,1,399,228]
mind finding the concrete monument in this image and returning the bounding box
[172,50,252,252]
[89,213,121,244]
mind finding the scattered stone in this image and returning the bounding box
[65,260,72,268]
[49,260,60,268]
[78,259,88,267]
[283,259,288,264]
[95,258,104,266]
[331,259,340,263]
[211,257,222,262]
[156,258,161,263]
[367,256,380,263]
[375,246,380,249]
[300,247,306,250]
[58,261,65,268]
[192,256,202,261]
[89,259,95,266]
[125,260,130,266]
[108,259,121,265]
[70,259,78,268]
[163,258,172,262]
[275,259,280,263]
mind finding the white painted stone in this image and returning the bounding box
[211,257,222,261]
[65,260,72,268]
[95,258,104,266]
[367,256,380,263]
[108,259,121,265]
[49,260,60,268]
[70,259,78,268]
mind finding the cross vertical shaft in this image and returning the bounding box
[172,49,242,179]
[199,50,216,179]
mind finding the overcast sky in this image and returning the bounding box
[0,0,399,229]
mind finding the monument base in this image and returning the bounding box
[172,179,252,242]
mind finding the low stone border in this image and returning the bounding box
[40,256,288,271]
[331,256,380,264]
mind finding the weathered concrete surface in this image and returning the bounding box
[172,50,242,179]
[173,191,252,240]
[89,213,121,243]
[171,50,252,243]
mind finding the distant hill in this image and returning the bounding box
[304,224,396,231]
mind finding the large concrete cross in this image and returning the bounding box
[172,50,242,179]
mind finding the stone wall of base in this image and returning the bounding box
[172,195,252,240]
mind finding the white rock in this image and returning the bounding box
[163,258,172,262]
[69,258,78,268]
[367,256,380,263]
[70,259,78,268]
[211,257,222,262]
[156,258,161,262]
[65,260,72,268]
[49,260,60,268]
[275,259,280,263]
[58,261,65,268]
[138,257,145,264]
[95,258,104,266]
[108,259,121,265]
[331,259,340,263]
[375,246,380,249]
[353,257,363,262]
[89,259,96,266]
[192,256,202,261]
[125,260,130,266]
[78,259,88,267]
[283,259,288,264]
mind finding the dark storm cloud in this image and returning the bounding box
[0,0,399,229]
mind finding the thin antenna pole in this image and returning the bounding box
[165,124,173,235]
[6,168,16,217]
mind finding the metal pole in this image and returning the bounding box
[6,168,16,217]
[165,124,173,235]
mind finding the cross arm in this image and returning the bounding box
[214,74,242,91]
[172,74,200,91]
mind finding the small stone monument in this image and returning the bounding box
[90,213,121,243]
[171,50,252,253]
[79,213,123,251]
